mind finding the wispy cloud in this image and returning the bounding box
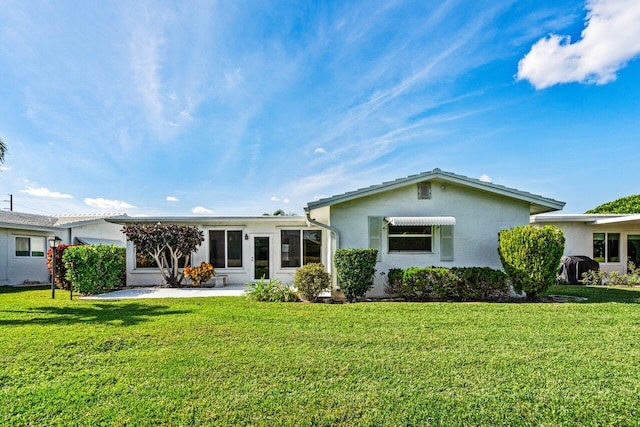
[166,196,179,202]
[85,198,136,209]
[517,0,640,89]
[21,187,73,199]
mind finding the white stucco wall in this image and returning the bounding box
[319,179,531,296]
[538,221,640,274]
[125,219,324,287]
[70,221,126,244]
[0,228,54,285]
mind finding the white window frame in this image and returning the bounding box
[388,225,433,253]
[15,236,46,258]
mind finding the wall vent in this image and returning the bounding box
[417,182,431,199]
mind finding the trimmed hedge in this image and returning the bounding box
[498,225,565,300]
[294,263,331,302]
[385,266,509,301]
[63,244,126,295]
[334,248,378,302]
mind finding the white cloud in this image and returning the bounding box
[84,198,136,209]
[0,166,10,171]
[21,186,73,199]
[314,147,327,154]
[283,198,290,204]
[192,206,213,214]
[166,196,179,202]
[479,174,492,183]
[517,0,640,89]
[270,196,280,202]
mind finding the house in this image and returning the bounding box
[0,211,125,285]
[111,169,564,297]
[531,214,640,274]
[305,168,565,296]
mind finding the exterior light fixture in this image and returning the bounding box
[48,236,62,299]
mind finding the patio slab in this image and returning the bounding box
[82,284,249,300]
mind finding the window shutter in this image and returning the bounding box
[368,216,382,261]
[440,225,454,261]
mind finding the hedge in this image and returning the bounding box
[63,244,126,295]
[334,248,378,302]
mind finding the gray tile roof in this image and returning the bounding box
[0,211,123,230]
[306,168,565,215]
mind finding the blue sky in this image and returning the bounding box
[1,0,639,216]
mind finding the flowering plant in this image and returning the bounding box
[184,262,215,287]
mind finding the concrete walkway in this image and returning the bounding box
[82,284,249,300]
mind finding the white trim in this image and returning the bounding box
[385,216,456,226]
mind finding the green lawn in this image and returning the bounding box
[2,285,640,426]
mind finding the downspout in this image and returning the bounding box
[305,208,341,297]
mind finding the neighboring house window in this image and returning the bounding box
[281,230,322,268]
[388,225,432,252]
[15,236,45,257]
[209,230,243,269]
[593,233,620,263]
[135,247,187,269]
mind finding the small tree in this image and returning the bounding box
[122,223,204,287]
[334,248,378,302]
[498,225,565,300]
[46,244,74,290]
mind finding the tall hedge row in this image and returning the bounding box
[63,244,126,295]
[498,225,564,300]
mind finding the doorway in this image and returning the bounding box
[628,235,640,271]
[252,235,271,280]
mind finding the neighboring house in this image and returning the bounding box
[305,168,565,296]
[111,169,564,297]
[531,214,640,274]
[0,212,126,285]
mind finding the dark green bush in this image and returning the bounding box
[63,244,126,295]
[498,225,565,300]
[385,266,509,301]
[334,248,378,302]
[294,263,331,302]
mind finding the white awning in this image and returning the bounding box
[385,216,456,226]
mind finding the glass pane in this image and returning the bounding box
[608,233,620,262]
[209,230,225,268]
[388,225,432,235]
[281,230,301,268]
[227,231,243,267]
[593,233,605,262]
[389,237,432,251]
[16,237,30,256]
[254,237,270,279]
[628,235,640,270]
[31,238,45,257]
[303,230,322,264]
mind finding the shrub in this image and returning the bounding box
[384,268,405,296]
[498,225,565,300]
[334,248,378,302]
[244,277,298,302]
[63,244,126,295]
[400,267,453,300]
[46,244,75,290]
[385,266,510,301]
[184,262,215,287]
[294,263,331,302]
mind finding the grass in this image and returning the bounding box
[2,285,640,426]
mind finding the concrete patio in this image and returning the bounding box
[82,284,249,300]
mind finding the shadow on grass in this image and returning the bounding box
[546,285,640,304]
[0,285,50,294]
[0,303,190,326]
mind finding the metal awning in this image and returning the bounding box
[75,237,126,247]
[385,216,456,226]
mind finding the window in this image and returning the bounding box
[209,230,243,268]
[15,236,45,257]
[280,230,322,268]
[593,233,620,263]
[135,248,187,269]
[388,225,432,252]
